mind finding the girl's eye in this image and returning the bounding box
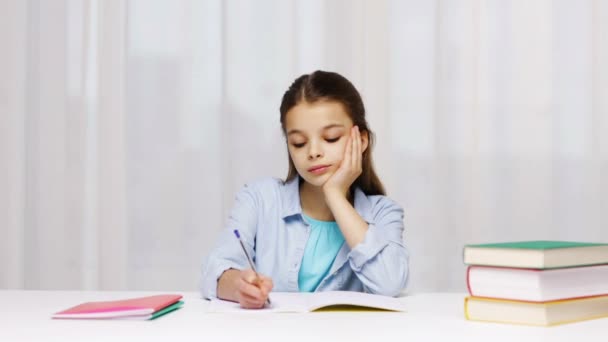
[292,142,305,148]
[326,137,340,143]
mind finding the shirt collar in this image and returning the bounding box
[281,176,302,219]
[281,176,374,223]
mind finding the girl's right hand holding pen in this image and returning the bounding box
[236,269,273,309]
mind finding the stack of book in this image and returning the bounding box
[462,241,608,326]
[52,294,183,320]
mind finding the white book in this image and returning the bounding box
[207,291,407,313]
[467,264,608,302]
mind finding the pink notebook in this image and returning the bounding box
[52,294,183,319]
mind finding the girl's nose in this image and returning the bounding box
[308,152,323,160]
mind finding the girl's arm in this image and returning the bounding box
[343,199,409,296]
[200,182,273,306]
[323,125,368,249]
[323,126,409,296]
[325,184,409,297]
[324,189,368,248]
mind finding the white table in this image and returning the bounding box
[1,290,606,342]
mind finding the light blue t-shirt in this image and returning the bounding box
[298,214,345,292]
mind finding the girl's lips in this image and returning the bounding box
[308,165,330,175]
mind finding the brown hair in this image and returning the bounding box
[279,70,386,196]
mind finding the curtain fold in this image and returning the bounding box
[0,0,27,289]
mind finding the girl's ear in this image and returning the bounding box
[361,129,369,153]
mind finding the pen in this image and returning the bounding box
[233,229,272,306]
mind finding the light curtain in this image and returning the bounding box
[1,0,607,291]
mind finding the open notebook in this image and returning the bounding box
[207,291,406,313]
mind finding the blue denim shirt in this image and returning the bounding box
[199,176,409,299]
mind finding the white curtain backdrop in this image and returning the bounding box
[1,0,607,292]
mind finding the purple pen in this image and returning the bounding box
[233,229,272,306]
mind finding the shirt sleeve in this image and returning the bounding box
[199,183,260,299]
[347,198,409,297]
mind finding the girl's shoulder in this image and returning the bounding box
[236,177,297,215]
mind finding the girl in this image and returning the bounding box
[200,70,409,308]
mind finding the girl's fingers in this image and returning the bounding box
[259,277,274,293]
[238,293,265,309]
[237,283,265,308]
[350,127,355,169]
[238,277,264,299]
[342,131,352,168]
[351,126,359,170]
[241,269,258,283]
[354,126,360,169]
[237,271,273,309]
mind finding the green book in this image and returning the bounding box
[463,240,608,269]
[111,301,184,321]
[148,301,184,320]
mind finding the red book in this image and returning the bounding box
[52,294,183,320]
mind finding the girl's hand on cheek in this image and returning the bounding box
[322,125,362,198]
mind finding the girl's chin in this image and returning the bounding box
[300,174,331,188]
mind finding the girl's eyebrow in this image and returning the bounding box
[287,124,345,136]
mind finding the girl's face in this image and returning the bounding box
[285,100,354,188]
